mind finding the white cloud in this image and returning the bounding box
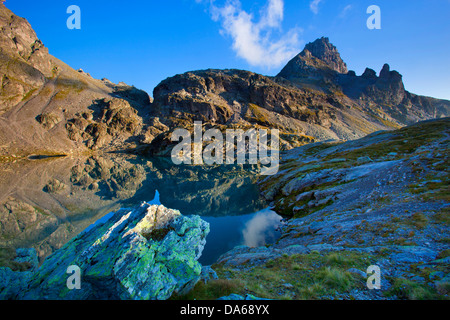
[261,0,284,28]
[242,209,282,247]
[201,0,302,69]
[309,0,322,14]
[339,4,352,18]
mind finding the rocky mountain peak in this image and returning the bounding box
[0,4,53,77]
[378,63,403,82]
[339,63,407,106]
[380,63,391,78]
[302,37,348,74]
[277,37,348,81]
[362,68,378,79]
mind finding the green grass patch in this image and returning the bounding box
[385,278,443,300]
[22,87,38,101]
[316,267,353,292]
[323,118,447,164]
[405,212,429,229]
[209,251,373,300]
[437,249,450,259]
[247,103,270,126]
[302,142,341,157]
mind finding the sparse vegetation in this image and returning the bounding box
[386,278,442,300]
[199,251,373,300]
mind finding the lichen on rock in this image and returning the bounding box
[2,202,209,300]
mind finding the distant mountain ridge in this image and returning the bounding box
[278,37,449,125]
[147,38,449,154]
[0,4,152,157]
[0,5,449,158]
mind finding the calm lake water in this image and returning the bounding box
[0,154,283,265]
[200,208,283,265]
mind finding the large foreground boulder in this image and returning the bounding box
[2,202,209,300]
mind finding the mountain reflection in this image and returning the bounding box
[0,154,268,262]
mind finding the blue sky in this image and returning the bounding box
[6,0,450,99]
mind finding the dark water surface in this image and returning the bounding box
[0,154,282,264]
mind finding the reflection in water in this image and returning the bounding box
[199,209,283,265]
[0,154,272,264]
[130,157,266,217]
[82,191,161,235]
[242,209,283,248]
[0,155,147,262]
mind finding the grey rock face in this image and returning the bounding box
[0,267,33,300]
[0,248,38,300]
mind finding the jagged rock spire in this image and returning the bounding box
[302,37,348,74]
[277,37,348,81]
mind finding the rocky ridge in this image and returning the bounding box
[1,5,449,159]
[145,37,449,155]
[0,4,152,157]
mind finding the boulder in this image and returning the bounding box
[12,202,209,300]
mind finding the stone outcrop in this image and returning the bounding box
[0,201,209,300]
